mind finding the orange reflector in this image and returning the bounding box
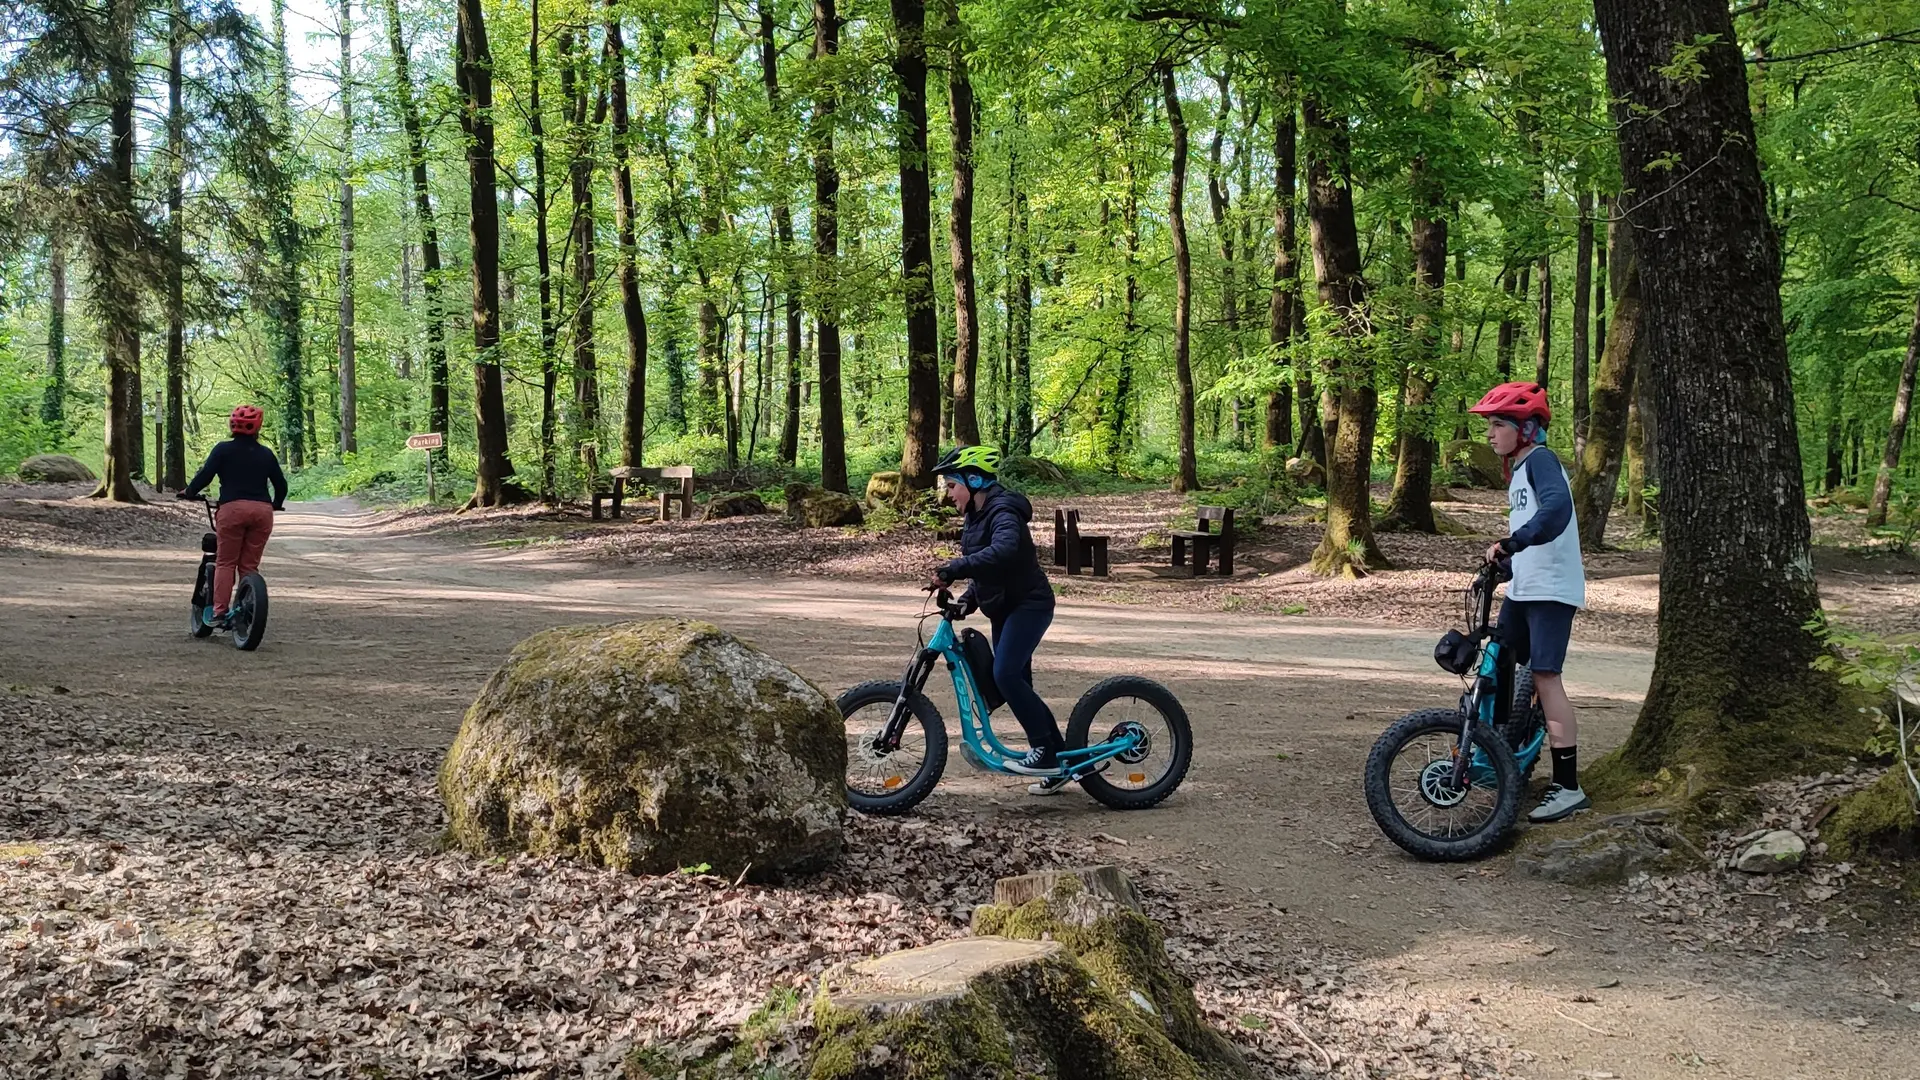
[883,776,905,790]
[1128,773,1148,783]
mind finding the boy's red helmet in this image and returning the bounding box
[229,405,264,436]
[1468,382,1551,426]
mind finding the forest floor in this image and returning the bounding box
[1,480,1917,1079]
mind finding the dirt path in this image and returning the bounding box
[3,498,1914,1078]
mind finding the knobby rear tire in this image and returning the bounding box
[231,573,269,651]
[1065,676,1192,811]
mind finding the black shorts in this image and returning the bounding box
[1497,599,1576,674]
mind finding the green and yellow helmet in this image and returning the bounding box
[931,444,1002,488]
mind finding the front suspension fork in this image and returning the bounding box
[878,649,937,752]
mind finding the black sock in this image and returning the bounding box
[1550,745,1579,790]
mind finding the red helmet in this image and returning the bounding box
[229,405,264,436]
[1468,382,1550,426]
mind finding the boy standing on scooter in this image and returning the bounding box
[1468,383,1590,823]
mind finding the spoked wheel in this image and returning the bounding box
[838,680,948,815]
[1364,708,1521,862]
[189,563,215,639]
[1064,676,1192,810]
[229,572,269,651]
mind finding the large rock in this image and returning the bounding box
[16,454,96,483]
[1822,769,1919,861]
[784,482,864,528]
[864,470,906,507]
[1442,440,1504,488]
[1734,829,1807,873]
[1516,810,1695,885]
[440,619,846,881]
[701,491,768,520]
[1283,456,1325,487]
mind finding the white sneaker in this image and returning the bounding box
[1027,774,1073,797]
[1528,784,1591,823]
[1004,747,1060,777]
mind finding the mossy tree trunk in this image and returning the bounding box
[1379,158,1445,534]
[1305,96,1385,575]
[1866,289,1920,528]
[1264,92,1297,450]
[1571,211,1641,550]
[1161,62,1197,494]
[1591,0,1855,789]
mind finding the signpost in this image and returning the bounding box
[406,432,444,501]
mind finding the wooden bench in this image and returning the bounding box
[1052,507,1110,577]
[1171,506,1235,576]
[592,465,696,521]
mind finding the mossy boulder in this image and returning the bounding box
[864,471,906,507]
[784,483,864,528]
[440,618,846,881]
[16,454,96,483]
[1441,440,1504,488]
[1283,456,1325,487]
[1823,768,1919,861]
[702,491,769,520]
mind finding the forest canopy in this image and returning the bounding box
[0,0,1916,532]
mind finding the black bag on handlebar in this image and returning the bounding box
[1434,629,1477,676]
[958,628,1007,712]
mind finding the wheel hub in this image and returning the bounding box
[1108,721,1153,764]
[1418,759,1471,808]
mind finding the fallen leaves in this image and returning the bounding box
[1,691,1529,1079]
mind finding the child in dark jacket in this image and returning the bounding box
[927,445,1070,795]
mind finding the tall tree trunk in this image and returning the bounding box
[269,0,305,467]
[384,0,447,457]
[1265,95,1297,449]
[1108,121,1139,472]
[336,0,357,457]
[1572,191,1593,454]
[530,2,558,500]
[563,28,600,479]
[1592,0,1846,788]
[1495,266,1521,378]
[811,0,847,491]
[758,1,800,466]
[1012,188,1032,455]
[90,31,144,503]
[945,0,979,447]
[1571,209,1641,549]
[457,0,517,506]
[1866,290,1920,527]
[1305,97,1383,574]
[1594,196,1610,363]
[1161,63,1197,493]
[608,10,647,468]
[1207,70,1239,427]
[42,232,66,430]
[163,0,187,488]
[1532,251,1551,389]
[1632,329,1659,531]
[1380,161,1444,533]
[893,0,940,486]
